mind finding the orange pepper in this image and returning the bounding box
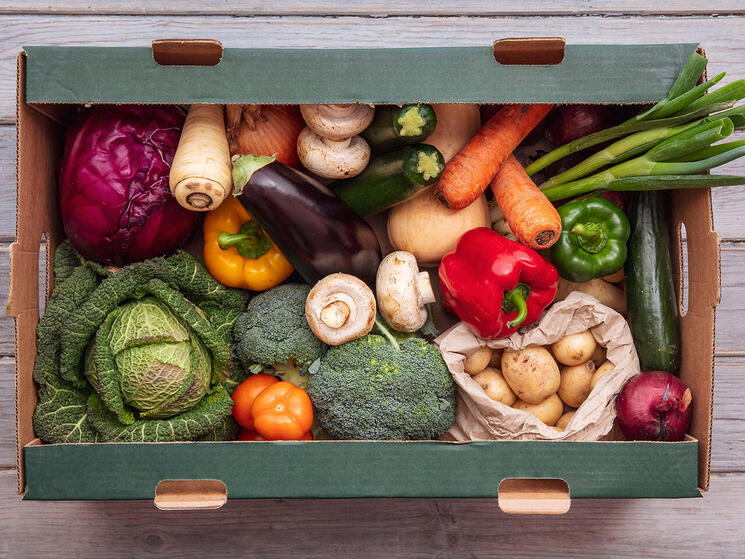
[251,381,314,441]
[203,196,293,290]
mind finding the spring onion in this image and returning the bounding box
[541,118,745,201]
[526,52,745,176]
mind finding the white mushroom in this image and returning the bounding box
[306,273,376,346]
[296,127,370,179]
[300,103,375,140]
[376,251,436,333]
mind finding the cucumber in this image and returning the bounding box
[331,144,445,217]
[362,104,437,153]
[624,191,681,373]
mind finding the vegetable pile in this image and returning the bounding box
[36,50,744,445]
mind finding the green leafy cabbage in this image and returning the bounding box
[32,241,249,443]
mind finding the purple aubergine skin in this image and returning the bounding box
[236,162,382,286]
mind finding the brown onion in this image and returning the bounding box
[616,371,693,441]
[225,104,304,168]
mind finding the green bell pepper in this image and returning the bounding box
[549,196,631,282]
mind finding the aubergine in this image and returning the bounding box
[231,154,382,286]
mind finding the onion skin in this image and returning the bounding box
[546,105,616,146]
[616,371,693,441]
[226,105,304,168]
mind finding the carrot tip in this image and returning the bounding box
[535,230,556,246]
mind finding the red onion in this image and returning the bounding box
[616,371,693,441]
[546,105,616,146]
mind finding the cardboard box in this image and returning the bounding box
[10,39,720,511]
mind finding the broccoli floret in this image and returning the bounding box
[306,332,456,440]
[233,284,327,371]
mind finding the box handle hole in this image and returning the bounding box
[152,39,223,66]
[498,478,570,514]
[678,222,689,317]
[493,38,565,66]
[154,480,227,510]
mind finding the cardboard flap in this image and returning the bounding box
[671,188,719,492]
[7,242,39,318]
[23,43,699,105]
[498,479,571,515]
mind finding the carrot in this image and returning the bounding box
[433,104,553,209]
[170,104,233,212]
[490,154,562,249]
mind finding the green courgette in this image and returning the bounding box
[362,104,437,153]
[624,191,681,373]
[331,144,445,216]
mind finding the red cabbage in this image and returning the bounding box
[59,105,201,265]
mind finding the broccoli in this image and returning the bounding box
[306,324,457,440]
[233,283,327,371]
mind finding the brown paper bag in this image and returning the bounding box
[435,291,640,441]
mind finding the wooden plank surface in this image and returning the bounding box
[2,1,745,16]
[2,6,745,557]
[2,467,745,559]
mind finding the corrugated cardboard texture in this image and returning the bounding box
[24,440,700,500]
[671,188,720,492]
[23,43,698,105]
[10,53,65,495]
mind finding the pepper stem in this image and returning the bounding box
[217,220,272,259]
[571,223,601,240]
[571,222,608,254]
[217,232,249,250]
[503,284,530,329]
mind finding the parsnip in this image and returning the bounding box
[170,104,232,211]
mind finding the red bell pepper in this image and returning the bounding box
[439,227,559,339]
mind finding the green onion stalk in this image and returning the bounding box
[539,105,745,189]
[541,118,745,202]
[526,50,745,177]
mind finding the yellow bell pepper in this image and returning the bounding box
[203,196,293,291]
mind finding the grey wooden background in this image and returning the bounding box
[2,3,745,558]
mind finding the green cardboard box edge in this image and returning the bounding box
[24,440,700,500]
[17,42,707,501]
[24,43,699,104]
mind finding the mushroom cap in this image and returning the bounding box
[306,273,376,346]
[297,128,370,179]
[300,103,375,140]
[376,251,435,333]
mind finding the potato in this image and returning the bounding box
[554,278,626,315]
[512,394,564,426]
[464,346,492,375]
[558,360,596,407]
[590,360,616,389]
[551,330,597,366]
[555,410,576,431]
[590,343,606,366]
[489,347,503,368]
[501,346,560,404]
[472,367,517,406]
